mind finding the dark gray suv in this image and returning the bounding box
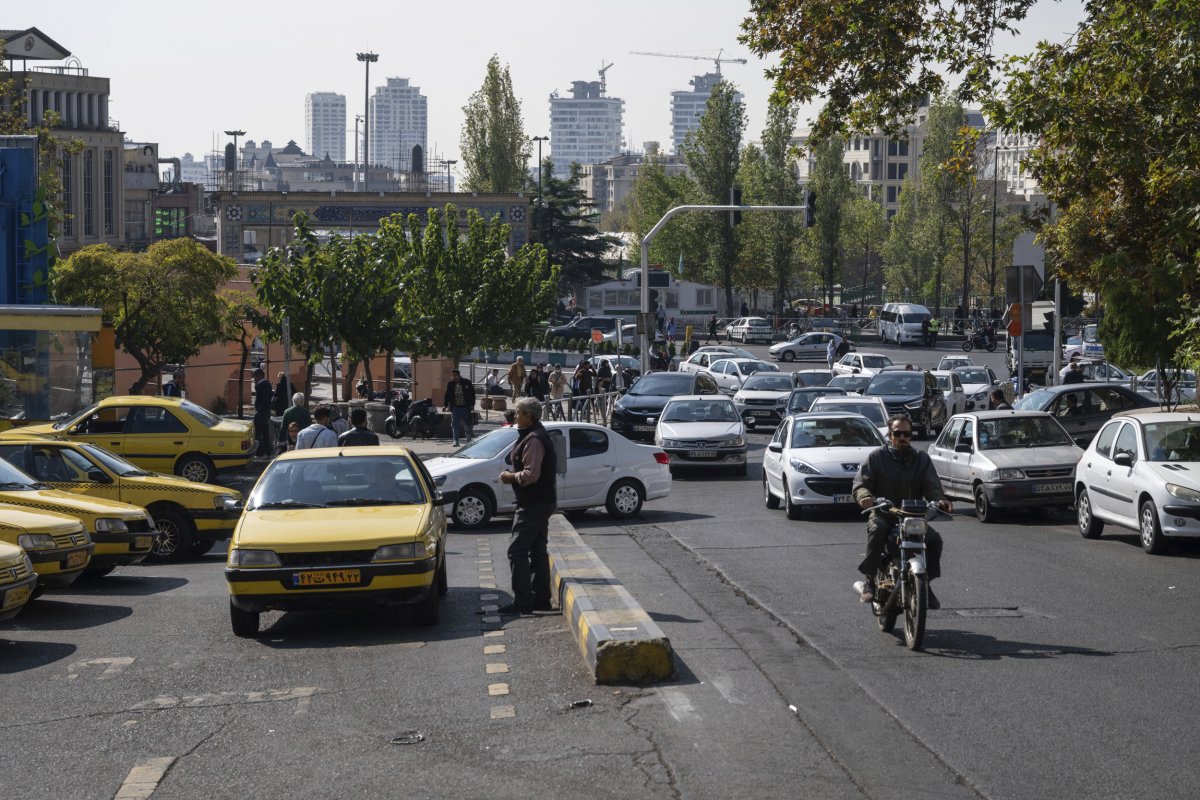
[864,369,948,439]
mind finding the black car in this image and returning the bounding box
[864,370,948,439]
[547,316,620,342]
[785,386,848,414]
[610,371,722,442]
[1013,382,1156,446]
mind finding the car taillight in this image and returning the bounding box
[653,452,670,465]
[240,440,251,450]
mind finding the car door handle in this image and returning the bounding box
[109,441,121,446]
[1106,470,1112,477]
[173,441,184,446]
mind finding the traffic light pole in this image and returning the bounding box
[639,204,807,374]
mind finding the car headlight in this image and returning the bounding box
[228,548,281,567]
[433,474,447,487]
[94,518,129,533]
[972,390,989,401]
[22,554,33,572]
[17,533,56,550]
[905,400,924,411]
[213,494,237,510]
[990,468,1026,481]
[373,542,428,561]
[788,458,821,475]
[1165,483,1200,502]
[722,437,746,448]
[660,438,684,448]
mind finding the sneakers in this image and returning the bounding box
[497,603,534,616]
[859,579,875,604]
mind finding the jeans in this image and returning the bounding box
[450,406,472,444]
[858,513,943,580]
[508,501,555,609]
[253,410,273,456]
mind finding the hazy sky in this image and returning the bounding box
[9,1,1086,175]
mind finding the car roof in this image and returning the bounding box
[1038,381,1130,394]
[273,444,417,462]
[811,396,881,406]
[95,395,188,407]
[794,368,832,374]
[791,386,841,393]
[950,410,1052,421]
[852,352,889,358]
[667,394,735,402]
[1114,410,1200,422]
[788,411,878,421]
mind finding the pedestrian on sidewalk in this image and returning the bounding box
[161,373,182,397]
[548,364,567,419]
[707,314,718,344]
[507,357,526,402]
[296,406,338,449]
[338,407,380,446]
[252,368,274,457]
[443,368,476,446]
[282,392,311,436]
[273,371,293,416]
[526,364,546,402]
[666,317,677,343]
[498,398,556,615]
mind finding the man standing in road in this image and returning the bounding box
[1061,362,1086,385]
[826,337,837,370]
[989,388,1012,410]
[338,407,380,446]
[928,315,941,347]
[252,368,274,458]
[507,357,526,402]
[497,398,556,615]
[443,368,476,447]
[296,406,339,449]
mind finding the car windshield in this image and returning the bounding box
[742,375,792,392]
[54,402,100,430]
[829,376,870,391]
[977,417,1074,449]
[956,369,991,385]
[79,444,153,476]
[861,356,892,369]
[739,361,778,375]
[812,402,886,426]
[1083,324,1100,343]
[249,455,427,509]
[866,374,926,396]
[790,418,882,448]
[179,400,221,427]
[628,374,695,396]
[787,388,843,412]
[0,457,37,488]
[794,371,833,387]
[935,375,951,390]
[451,428,519,459]
[1014,389,1055,410]
[662,399,739,422]
[1143,422,1200,462]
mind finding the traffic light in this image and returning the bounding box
[805,190,817,228]
[649,289,659,313]
[732,187,743,225]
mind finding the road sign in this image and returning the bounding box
[1004,265,1041,331]
[591,329,603,344]
[1012,232,1045,282]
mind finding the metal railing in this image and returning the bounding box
[540,391,621,425]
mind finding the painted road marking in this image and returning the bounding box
[488,683,510,696]
[483,630,504,638]
[486,663,509,674]
[484,644,506,655]
[490,705,515,719]
[660,687,700,723]
[132,687,317,711]
[114,756,176,800]
[480,582,497,589]
[480,593,499,600]
[481,615,500,624]
[67,656,134,681]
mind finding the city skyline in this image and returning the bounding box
[6,2,1087,180]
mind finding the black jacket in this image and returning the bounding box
[338,427,380,446]
[254,378,273,414]
[511,423,557,507]
[443,377,476,409]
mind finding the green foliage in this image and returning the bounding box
[53,240,237,394]
[534,162,620,289]
[841,191,888,304]
[553,335,566,352]
[628,155,703,274]
[460,56,531,193]
[804,135,855,308]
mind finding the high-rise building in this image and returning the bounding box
[670,73,742,153]
[548,79,624,179]
[305,92,346,162]
[368,77,427,172]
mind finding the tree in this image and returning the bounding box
[882,176,931,300]
[460,56,531,193]
[53,240,237,395]
[218,290,262,418]
[805,135,854,309]
[535,161,620,291]
[682,80,747,313]
[841,190,888,306]
[628,155,702,277]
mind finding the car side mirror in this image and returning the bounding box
[87,468,112,484]
[1113,452,1133,467]
[768,442,783,453]
[435,489,459,506]
[954,443,973,454]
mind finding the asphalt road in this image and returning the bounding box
[4,339,1194,799]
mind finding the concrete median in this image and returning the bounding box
[547,515,675,684]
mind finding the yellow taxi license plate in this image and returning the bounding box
[66,550,88,568]
[3,584,30,610]
[134,535,153,550]
[295,569,360,587]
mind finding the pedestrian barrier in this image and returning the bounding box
[547,514,675,684]
[540,391,620,426]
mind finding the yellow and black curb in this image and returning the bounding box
[548,515,675,684]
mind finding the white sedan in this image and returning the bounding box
[425,421,671,529]
[655,395,748,475]
[769,331,847,362]
[931,370,968,418]
[952,365,1002,410]
[808,395,891,439]
[677,346,756,374]
[1075,412,1200,554]
[762,412,885,520]
[732,373,795,430]
[832,352,893,377]
[704,358,780,394]
[726,316,773,343]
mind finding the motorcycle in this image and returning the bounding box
[403,397,441,439]
[854,498,952,651]
[961,330,998,352]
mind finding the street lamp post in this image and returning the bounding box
[353,114,363,191]
[445,159,456,193]
[356,51,378,190]
[531,135,548,242]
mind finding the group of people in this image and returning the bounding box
[278,397,380,452]
[497,356,630,418]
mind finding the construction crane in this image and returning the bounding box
[598,60,614,94]
[629,48,747,76]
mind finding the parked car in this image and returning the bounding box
[931,370,968,418]
[547,316,620,342]
[827,374,872,395]
[704,358,780,395]
[1063,323,1104,361]
[808,396,891,439]
[678,346,756,374]
[930,411,1082,522]
[832,352,894,377]
[1013,383,1156,446]
[732,373,795,430]
[785,386,849,415]
[761,412,885,519]
[1076,360,1134,383]
[769,332,853,362]
[726,317,773,344]
[863,370,948,439]
[610,371,723,442]
[4,396,256,484]
[791,369,835,388]
[426,422,670,529]
[225,445,452,635]
[1136,368,1198,404]
[952,365,1004,410]
[655,395,747,475]
[0,540,36,622]
[0,505,93,591]
[1075,412,1200,554]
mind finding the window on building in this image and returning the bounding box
[125,201,146,241]
[696,288,713,307]
[887,209,896,221]
[61,153,74,236]
[897,163,909,180]
[83,151,95,236]
[886,185,898,203]
[154,207,186,239]
[103,150,115,235]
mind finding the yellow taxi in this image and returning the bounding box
[1,505,94,591]
[0,437,241,563]
[5,395,256,484]
[0,540,38,621]
[224,445,453,636]
[0,454,153,577]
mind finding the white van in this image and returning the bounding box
[878,303,933,345]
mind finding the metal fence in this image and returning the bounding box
[541,391,620,426]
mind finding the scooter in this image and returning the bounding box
[404,398,441,439]
[384,390,411,438]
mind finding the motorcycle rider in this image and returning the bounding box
[852,414,951,609]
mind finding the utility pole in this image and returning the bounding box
[532,135,549,242]
[356,51,378,190]
[353,114,363,191]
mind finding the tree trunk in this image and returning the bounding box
[237,347,249,418]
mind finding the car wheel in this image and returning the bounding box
[412,564,443,626]
[781,351,795,362]
[606,479,644,518]
[452,487,493,529]
[974,484,996,523]
[191,539,217,558]
[230,599,259,637]
[783,478,802,520]
[763,473,780,509]
[1139,499,1168,555]
[437,550,449,595]
[175,453,216,484]
[1076,487,1104,539]
[147,506,196,563]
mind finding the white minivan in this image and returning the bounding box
[879,302,933,345]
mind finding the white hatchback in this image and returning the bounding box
[425,421,671,529]
[762,412,885,519]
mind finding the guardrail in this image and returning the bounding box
[540,391,621,425]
